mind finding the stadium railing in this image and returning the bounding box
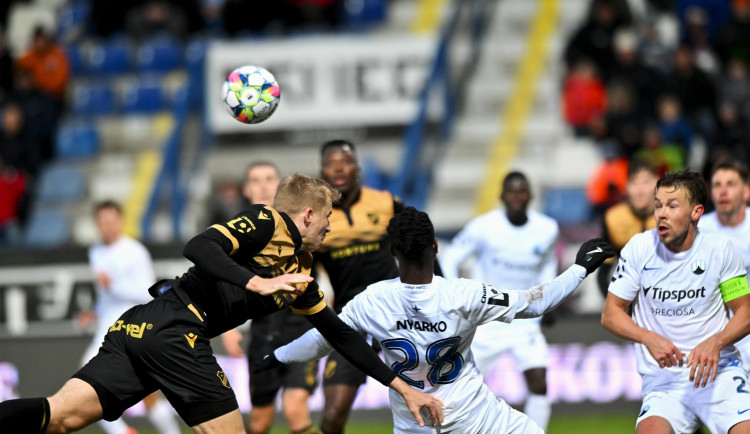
[366,0,494,209]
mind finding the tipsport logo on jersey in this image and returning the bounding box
[643,285,707,317]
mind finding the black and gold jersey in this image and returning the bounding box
[178,204,326,337]
[315,187,402,311]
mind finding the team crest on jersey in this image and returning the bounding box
[691,260,706,275]
[611,258,626,282]
[217,371,231,389]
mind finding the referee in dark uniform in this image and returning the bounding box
[315,140,404,434]
[0,174,443,434]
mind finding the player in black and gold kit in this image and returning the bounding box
[0,174,444,434]
[315,140,403,434]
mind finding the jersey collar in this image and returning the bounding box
[279,211,303,253]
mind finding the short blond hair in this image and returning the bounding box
[274,174,340,215]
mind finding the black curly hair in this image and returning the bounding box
[387,206,435,262]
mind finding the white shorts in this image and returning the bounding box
[398,397,543,434]
[471,319,548,375]
[637,368,750,433]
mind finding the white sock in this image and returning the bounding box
[98,419,129,434]
[524,393,551,430]
[147,398,182,434]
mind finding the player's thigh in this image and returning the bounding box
[191,408,245,434]
[127,295,239,426]
[283,359,319,394]
[509,328,549,372]
[73,314,155,421]
[695,369,750,434]
[471,323,514,375]
[323,351,367,387]
[248,360,283,407]
[46,378,104,432]
[731,420,750,434]
[636,391,700,434]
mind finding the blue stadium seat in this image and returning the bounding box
[71,82,115,116]
[136,38,182,73]
[88,40,131,76]
[122,79,164,113]
[23,208,70,247]
[55,121,99,159]
[344,0,387,29]
[57,3,89,43]
[64,45,85,76]
[543,187,592,225]
[36,164,86,202]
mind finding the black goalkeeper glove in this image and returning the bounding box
[575,238,615,276]
[252,353,282,374]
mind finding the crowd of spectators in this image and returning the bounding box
[564,0,750,213]
[0,26,69,246]
[0,0,352,248]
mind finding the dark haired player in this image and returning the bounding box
[314,139,405,433]
[260,207,614,433]
[0,175,443,434]
[602,170,750,433]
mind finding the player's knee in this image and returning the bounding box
[248,417,272,434]
[321,408,348,432]
[527,381,547,395]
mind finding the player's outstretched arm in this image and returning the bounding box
[515,238,615,318]
[303,306,443,426]
[602,292,684,369]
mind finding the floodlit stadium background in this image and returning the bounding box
[0,0,724,431]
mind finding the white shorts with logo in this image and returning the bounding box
[471,319,548,375]
[637,366,750,433]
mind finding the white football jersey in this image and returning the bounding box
[608,229,746,378]
[87,236,155,340]
[335,269,581,432]
[440,209,559,323]
[699,208,750,274]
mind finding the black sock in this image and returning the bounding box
[320,428,342,434]
[0,397,50,433]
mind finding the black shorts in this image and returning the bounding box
[247,315,318,406]
[74,290,237,427]
[322,350,367,387]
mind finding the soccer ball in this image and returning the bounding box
[221,65,280,124]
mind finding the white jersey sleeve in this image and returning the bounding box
[275,294,371,364]
[466,265,587,324]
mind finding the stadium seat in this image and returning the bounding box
[88,40,131,76]
[64,45,86,76]
[57,2,89,43]
[344,0,387,29]
[136,38,182,72]
[23,208,70,247]
[55,121,100,159]
[70,82,115,116]
[121,79,164,113]
[36,164,86,202]
[542,187,592,225]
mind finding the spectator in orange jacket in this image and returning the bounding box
[562,58,608,136]
[15,27,69,104]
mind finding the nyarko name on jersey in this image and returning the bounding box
[643,286,707,303]
[396,319,448,332]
